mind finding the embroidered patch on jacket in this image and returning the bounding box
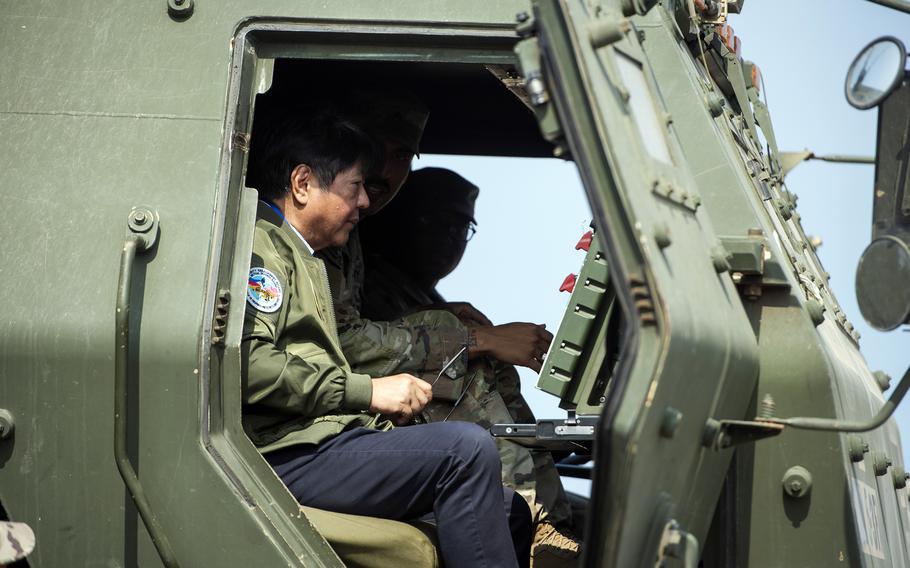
[247,267,283,313]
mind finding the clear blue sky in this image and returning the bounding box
[420,0,909,495]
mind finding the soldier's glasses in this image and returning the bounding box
[415,214,477,242]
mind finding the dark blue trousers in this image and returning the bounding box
[266,422,531,568]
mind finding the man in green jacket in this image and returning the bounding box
[241,110,531,568]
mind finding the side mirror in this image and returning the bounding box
[845,36,907,110]
[856,236,910,331]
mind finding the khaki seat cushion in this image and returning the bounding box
[302,506,441,568]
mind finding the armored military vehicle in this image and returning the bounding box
[2,0,909,566]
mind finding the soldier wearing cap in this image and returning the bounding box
[318,90,553,386]
[359,167,479,320]
[360,167,582,567]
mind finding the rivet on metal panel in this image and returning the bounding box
[128,209,151,232]
[0,409,14,440]
[654,223,672,249]
[167,0,194,20]
[660,407,683,438]
[806,299,826,326]
[743,283,762,301]
[847,435,869,462]
[782,466,813,498]
[701,419,721,448]
[705,92,726,117]
[873,452,892,476]
[710,245,732,273]
[873,371,892,392]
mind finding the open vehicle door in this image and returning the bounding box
[515,2,765,565]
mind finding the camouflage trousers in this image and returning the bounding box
[423,357,573,527]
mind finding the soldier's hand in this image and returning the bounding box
[469,323,553,372]
[370,374,433,425]
[443,301,493,327]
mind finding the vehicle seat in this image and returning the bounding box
[302,506,441,567]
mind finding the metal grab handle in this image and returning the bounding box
[115,208,177,567]
[768,364,910,433]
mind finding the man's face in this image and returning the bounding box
[300,162,370,250]
[363,138,415,217]
[404,211,474,283]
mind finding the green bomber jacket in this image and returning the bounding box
[241,202,392,452]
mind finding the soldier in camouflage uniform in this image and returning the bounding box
[325,138,579,564]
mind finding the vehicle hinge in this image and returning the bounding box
[655,520,699,568]
[628,273,657,325]
[513,12,566,154]
[211,289,231,346]
[702,418,783,451]
[231,131,251,153]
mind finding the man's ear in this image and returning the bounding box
[289,164,314,206]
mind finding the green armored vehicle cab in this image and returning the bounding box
[1,0,908,566]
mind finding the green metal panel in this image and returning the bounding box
[1,0,907,566]
[0,2,529,566]
[636,4,909,566]
[525,1,759,565]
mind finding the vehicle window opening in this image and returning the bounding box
[234,51,621,558]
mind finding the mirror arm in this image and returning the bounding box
[808,153,875,165]
[767,364,910,432]
[867,0,910,15]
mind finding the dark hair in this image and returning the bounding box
[250,107,381,201]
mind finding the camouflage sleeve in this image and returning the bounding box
[336,300,470,378]
[320,238,470,378]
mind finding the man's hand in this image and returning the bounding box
[443,301,493,327]
[370,374,433,425]
[469,323,553,372]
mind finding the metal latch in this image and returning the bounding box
[655,520,699,568]
[702,418,784,450]
[491,412,598,449]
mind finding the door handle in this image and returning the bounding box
[114,207,178,567]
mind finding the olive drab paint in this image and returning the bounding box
[0,0,907,567]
